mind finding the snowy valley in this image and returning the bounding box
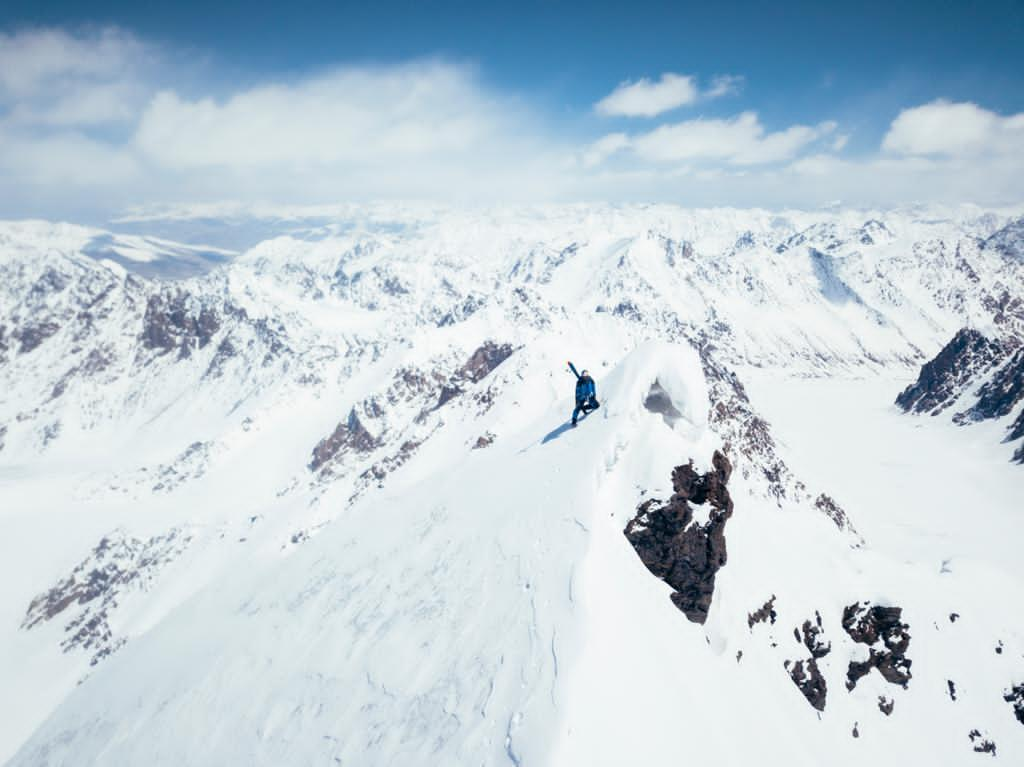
[1,204,1023,765]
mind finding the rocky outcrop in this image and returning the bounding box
[141,291,221,359]
[458,342,515,384]
[955,347,1024,424]
[897,327,1024,462]
[1005,683,1024,725]
[431,342,516,411]
[983,216,1024,260]
[748,595,777,628]
[22,528,192,665]
[786,613,832,711]
[968,730,997,755]
[798,613,831,658]
[473,432,496,449]
[814,494,858,539]
[786,658,828,711]
[14,321,61,353]
[1009,410,1024,463]
[309,408,382,472]
[842,602,912,690]
[623,451,734,624]
[896,328,1003,416]
[50,347,113,399]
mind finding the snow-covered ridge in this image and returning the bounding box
[897,327,1024,462]
[1,205,1023,765]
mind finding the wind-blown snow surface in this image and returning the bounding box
[1,205,1023,765]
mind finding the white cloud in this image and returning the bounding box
[0,126,139,186]
[629,112,836,165]
[581,132,631,168]
[594,73,743,118]
[0,27,146,95]
[595,74,699,118]
[882,100,1024,157]
[0,27,151,127]
[705,75,744,99]
[0,27,1021,216]
[133,63,515,169]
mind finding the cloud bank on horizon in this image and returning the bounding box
[0,25,1022,219]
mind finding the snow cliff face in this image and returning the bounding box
[1,205,1023,766]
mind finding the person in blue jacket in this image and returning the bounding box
[569,362,600,426]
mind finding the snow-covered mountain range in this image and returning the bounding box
[1,204,1022,765]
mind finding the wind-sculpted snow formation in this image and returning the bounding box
[1,205,1023,765]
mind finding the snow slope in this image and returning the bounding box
[1,204,1023,765]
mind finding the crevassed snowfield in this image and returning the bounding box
[1,204,1022,765]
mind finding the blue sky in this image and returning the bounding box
[0,1,1022,219]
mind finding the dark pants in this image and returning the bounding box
[572,396,600,424]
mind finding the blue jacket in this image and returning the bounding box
[576,375,596,402]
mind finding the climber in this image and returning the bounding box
[568,361,600,426]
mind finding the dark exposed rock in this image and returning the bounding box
[473,432,496,450]
[623,451,734,624]
[786,658,828,711]
[814,494,856,534]
[878,696,894,715]
[799,613,832,658]
[309,408,382,472]
[436,294,486,327]
[380,275,408,296]
[748,595,777,628]
[983,216,1024,259]
[968,730,997,756]
[842,602,912,690]
[984,288,1024,330]
[843,603,909,648]
[1004,683,1024,725]
[352,437,426,502]
[22,528,192,665]
[955,347,1024,425]
[141,292,221,359]
[430,342,515,412]
[458,341,515,384]
[203,336,238,379]
[784,613,831,711]
[950,612,960,623]
[15,321,61,353]
[896,328,1003,416]
[1009,407,1024,445]
[42,422,61,446]
[996,641,1004,655]
[852,722,859,738]
[389,367,446,404]
[612,301,643,322]
[150,441,213,493]
[435,384,464,409]
[695,341,826,517]
[50,347,113,399]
